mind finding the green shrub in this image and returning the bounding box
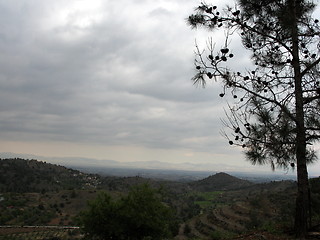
[78,184,178,240]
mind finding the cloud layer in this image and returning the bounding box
[2,0,318,173]
[0,0,229,151]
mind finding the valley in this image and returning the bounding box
[0,158,319,240]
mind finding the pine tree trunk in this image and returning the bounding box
[294,157,309,238]
[291,1,310,237]
[292,43,310,238]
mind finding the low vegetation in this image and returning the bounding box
[191,191,224,209]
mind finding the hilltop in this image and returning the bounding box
[189,172,253,191]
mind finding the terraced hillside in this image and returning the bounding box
[176,180,297,239]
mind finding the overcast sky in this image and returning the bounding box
[0,0,319,175]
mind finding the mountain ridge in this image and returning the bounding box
[0,158,253,193]
[0,158,101,192]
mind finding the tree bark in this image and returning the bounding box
[291,1,310,238]
[294,160,309,238]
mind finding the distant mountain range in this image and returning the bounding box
[0,158,298,194]
[0,152,297,182]
[0,152,266,171]
[0,158,255,193]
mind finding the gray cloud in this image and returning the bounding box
[0,0,246,159]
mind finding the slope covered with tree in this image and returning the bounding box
[189,172,253,191]
[0,158,101,192]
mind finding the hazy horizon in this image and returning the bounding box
[1,152,312,179]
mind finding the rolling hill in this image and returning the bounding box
[0,158,101,192]
[189,172,253,191]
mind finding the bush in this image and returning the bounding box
[78,184,178,240]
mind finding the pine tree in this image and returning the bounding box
[188,0,320,237]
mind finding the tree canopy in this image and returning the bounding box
[78,184,177,240]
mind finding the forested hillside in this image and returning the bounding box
[1,158,320,239]
[0,158,101,192]
[189,172,253,191]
